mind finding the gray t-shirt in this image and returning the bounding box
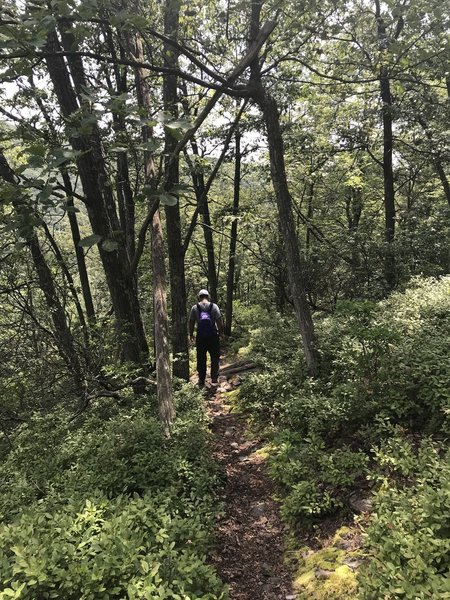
[189,301,222,328]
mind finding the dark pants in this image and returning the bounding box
[196,334,220,383]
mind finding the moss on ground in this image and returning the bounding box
[293,527,361,599]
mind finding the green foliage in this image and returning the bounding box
[0,387,227,599]
[358,433,450,599]
[236,277,450,595]
[0,494,225,600]
[268,433,367,522]
[239,277,450,440]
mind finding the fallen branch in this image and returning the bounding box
[219,361,259,376]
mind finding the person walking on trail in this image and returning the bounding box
[189,289,224,387]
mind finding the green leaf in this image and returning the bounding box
[102,239,119,252]
[158,193,178,207]
[63,204,80,213]
[79,234,102,248]
[138,140,161,152]
[169,183,191,195]
[164,119,193,140]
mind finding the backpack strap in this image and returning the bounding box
[197,302,212,314]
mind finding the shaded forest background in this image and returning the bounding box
[0,0,449,597]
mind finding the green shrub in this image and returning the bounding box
[0,388,218,521]
[319,277,450,434]
[0,494,226,599]
[268,433,368,522]
[0,384,227,599]
[358,433,450,599]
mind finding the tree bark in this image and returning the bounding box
[375,0,396,291]
[44,29,148,364]
[225,129,241,336]
[189,140,218,301]
[41,220,89,339]
[257,91,319,375]
[163,0,189,380]
[61,171,96,323]
[379,67,396,291]
[131,30,175,429]
[417,117,450,207]
[0,152,85,394]
[305,182,315,250]
[151,210,175,435]
[102,22,137,261]
[248,0,319,375]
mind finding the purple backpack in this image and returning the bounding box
[197,303,216,338]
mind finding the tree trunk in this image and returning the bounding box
[417,117,450,207]
[131,30,175,428]
[248,0,319,375]
[306,182,314,250]
[163,0,189,380]
[375,1,396,291]
[225,129,241,336]
[0,152,84,394]
[152,209,175,435]
[190,140,218,301]
[103,24,136,261]
[379,67,396,291]
[257,91,319,375]
[44,29,148,364]
[61,171,96,323]
[41,220,89,340]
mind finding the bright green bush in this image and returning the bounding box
[0,385,227,599]
[0,494,226,599]
[0,388,217,521]
[236,275,450,598]
[358,433,450,599]
[268,433,368,522]
[319,277,450,434]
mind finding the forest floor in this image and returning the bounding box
[200,364,295,600]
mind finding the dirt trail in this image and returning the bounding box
[205,371,295,600]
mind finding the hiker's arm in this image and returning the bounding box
[216,317,224,336]
[188,307,196,340]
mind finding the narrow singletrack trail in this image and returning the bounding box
[204,370,295,600]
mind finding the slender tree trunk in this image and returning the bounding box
[41,221,89,340]
[152,210,175,435]
[31,84,96,325]
[189,140,218,300]
[102,23,136,260]
[29,237,84,390]
[306,182,314,250]
[163,0,189,380]
[0,152,84,394]
[61,171,96,323]
[379,68,396,291]
[417,117,450,206]
[375,0,396,291]
[225,129,241,336]
[44,29,148,364]
[434,161,450,207]
[248,0,319,375]
[131,31,175,428]
[257,91,319,374]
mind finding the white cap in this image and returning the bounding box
[198,289,210,298]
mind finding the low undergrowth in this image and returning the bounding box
[235,277,450,599]
[0,385,227,600]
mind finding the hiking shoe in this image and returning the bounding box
[198,380,205,388]
[211,379,218,386]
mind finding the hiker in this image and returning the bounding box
[189,289,224,387]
